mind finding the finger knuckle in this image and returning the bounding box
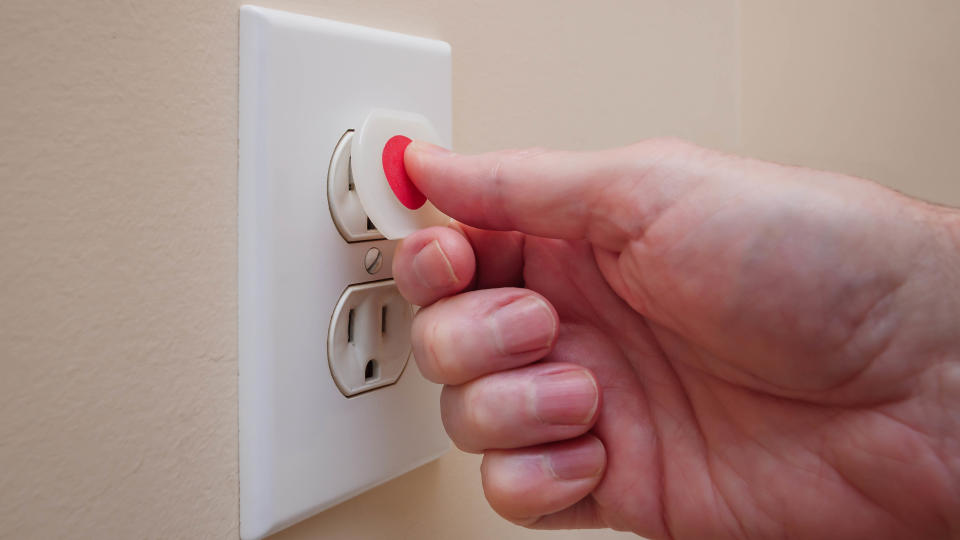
[480,455,514,506]
[463,383,496,436]
[481,458,538,523]
[411,313,447,383]
[440,390,478,453]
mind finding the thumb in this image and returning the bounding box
[403,139,695,251]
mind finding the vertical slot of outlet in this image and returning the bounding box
[364,359,379,381]
[347,157,354,191]
[327,130,384,242]
[380,306,387,334]
[347,309,355,343]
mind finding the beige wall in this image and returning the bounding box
[0,1,737,538]
[741,0,960,206]
[2,1,958,539]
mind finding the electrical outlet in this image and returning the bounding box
[328,280,414,396]
[327,129,384,243]
[239,7,451,539]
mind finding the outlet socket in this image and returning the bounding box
[328,280,413,396]
[328,130,384,243]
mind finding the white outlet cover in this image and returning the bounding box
[351,108,450,239]
[239,7,450,539]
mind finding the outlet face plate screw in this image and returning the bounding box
[363,247,383,274]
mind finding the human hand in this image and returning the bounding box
[392,139,960,539]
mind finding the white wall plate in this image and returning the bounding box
[239,7,450,539]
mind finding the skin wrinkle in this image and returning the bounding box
[586,169,635,251]
[825,408,958,536]
[825,448,913,537]
[650,322,771,396]
[825,269,906,366]
[683,373,778,539]
[518,494,602,529]
[612,191,719,331]
[592,460,648,535]
[563,497,603,530]
[714,456,787,539]
[571,255,653,354]
[705,454,763,540]
[566,257,622,330]
[874,403,958,478]
[642,267,909,405]
[690,376,903,537]
[622,328,676,540]
[640,190,750,318]
[468,382,501,451]
[620,163,696,252]
[484,150,553,235]
[695,371,829,479]
[854,340,939,407]
[452,386,481,453]
[446,221,481,290]
[674,333,903,411]
[825,332,898,401]
[613,244,657,321]
[658,350,716,538]
[523,239,594,325]
[517,232,528,289]
[425,314,445,382]
[486,158,506,230]
[559,324,644,400]
[930,361,960,491]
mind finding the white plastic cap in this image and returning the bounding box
[350,109,450,239]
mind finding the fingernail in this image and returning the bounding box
[408,140,451,156]
[488,297,556,355]
[412,240,458,289]
[533,369,598,425]
[547,438,605,480]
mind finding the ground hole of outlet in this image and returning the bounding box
[364,359,379,382]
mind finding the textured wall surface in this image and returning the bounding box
[0,1,240,538]
[741,0,960,205]
[0,1,738,539]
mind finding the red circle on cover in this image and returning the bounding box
[381,135,426,210]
